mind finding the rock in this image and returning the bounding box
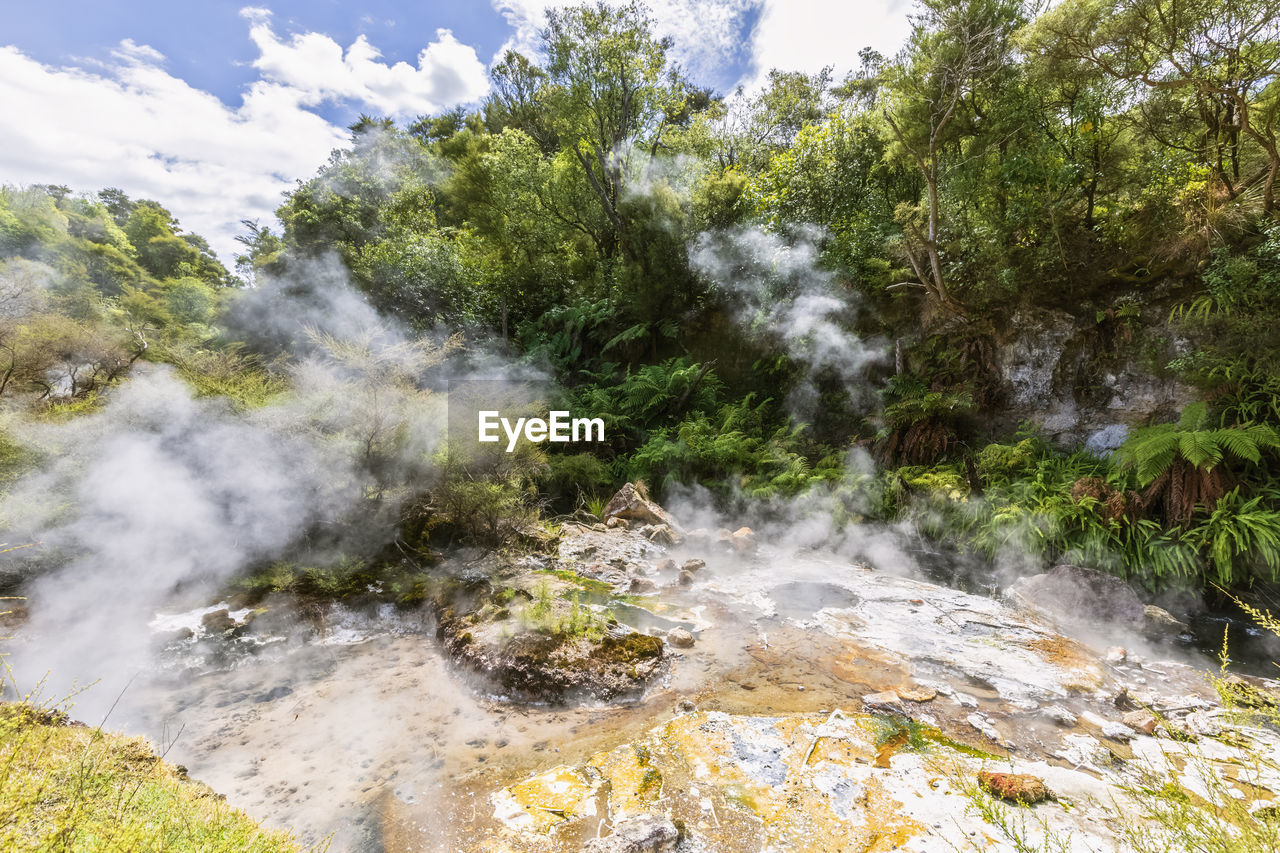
[583,814,680,853]
[1105,646,1127,664]
[638,524,677,545]
[977,771,1052,805]
[629,577,658,594]
[1122,709,1158,735]
[680,558,706,573]
[602,483,677,530]
[1057,734,1114,767]
[666,628,695,649]
[201,608,236,634]
[1143,604,1189,636]
[677,570,695,587]
[1041,705,1078,727]
[1183,710,1221,737]
[155,627,195,646]
[967,713,1002,742]
[656,558,677,573]
[1005,564,1146,632]
[731,527,757,554]
[1099,720,1136,743]
[1249,802,1280,822]
[606,517,629,530]
[674,698,696,714]
[862,690,903,714]
[715,528,733,547]
[899,686,937,702]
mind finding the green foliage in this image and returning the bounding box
[0,696,303,852]
[1118,403,1280,485]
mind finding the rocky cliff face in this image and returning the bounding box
[994,298,1197,451]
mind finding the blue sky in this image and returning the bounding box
[0,1,911,260]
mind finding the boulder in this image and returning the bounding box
[584,814,680,853]
[978,771,1052,805]
[656,558,677,573]
[731,527,757,554]
[681,558,706,574]
[666,628,695,648]
[602,483,677,530]
[628,577,658,594]
[201,608,236,635]
[638,524,678,546]
[1006,564,1145,632]
[606,517,629,530]
[1143,604,1189,636]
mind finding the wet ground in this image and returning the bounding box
[9,521,1279,851]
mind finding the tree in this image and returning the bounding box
[540,1,689,259]
[1038,0,1280,212]
[882,0,1020,313]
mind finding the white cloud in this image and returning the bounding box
[0,43,344,264]
[490,0,758,84]
[0,11,490,266]
[745,0,914,87]
[489,0,912,91]
[243,8,488,117]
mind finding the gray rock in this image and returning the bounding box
[1143,604,1189,636]
[1006,564,1145,632]
[1085,424,1129,456]
[584,814,680,853]
[1041,705,1078,727]
[666,628,695,648]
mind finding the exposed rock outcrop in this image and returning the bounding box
[602,483,678,530]
[1006,564,1146,634]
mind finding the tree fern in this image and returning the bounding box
[1117,404,1280,524]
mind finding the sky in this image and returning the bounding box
[0,1,913,263]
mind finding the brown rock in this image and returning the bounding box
[201,608,235,634]
[606,516,629,530]
[656,558,677,572]
[1123,709,1158,735]
[677,570,695,587]
[629,577,658,594]
[899,686,937,702]
[862,690,903,714]
[681,558,706,573]
[602,483,677,529]
[978,771,1052,805]
[730,527,757,554]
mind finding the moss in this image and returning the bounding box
[595,632,663,664]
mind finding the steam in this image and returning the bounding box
[690,225,884,413]
[0,256,461,718]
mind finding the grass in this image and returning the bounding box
[0,700,308,852]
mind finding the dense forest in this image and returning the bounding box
[5,0,1280,606]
